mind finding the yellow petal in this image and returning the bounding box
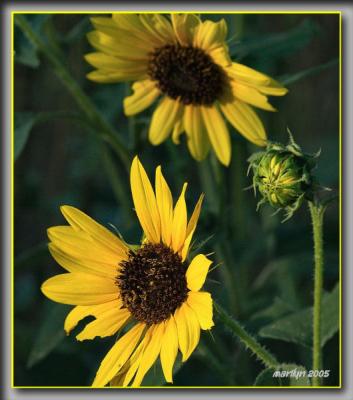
[130,156,161,243]
[64,301,120,334]
[172,117,184,144]
[41,273,118,305]
[86,69,147,83]
[187,291,214,330]
[60,205,128,258]
[139,14,176,46]
[255,80,288,96]
[154,14,176,42]
[90,17,121,38]
[124,80,160,116]
[228,62,271,85]
[174,302,200,362]
[112,14,146,33]
[87,30,150,61]
[171,183,188,254]
[184,105,210,161]
[181,193,204,261]
[231,81,276,111]
[171,14,200,46]
[149,97,183,145]
[84,52,147,74]
[160,316,178,383]
[201,105,231,166]
[132,323,165,387]
[194,19,228,51]
[47,226,120,267]
[208,44,232,67]
[193,18,231,67]
[186,254,212,291]
[76,307,130,341]
[155,166,173,246]
[113,338,146,387]
[92,16,156,51]
[229,63,288,96]
[48,242,118,279]
[92,323,145,387]
[220,99,267,146]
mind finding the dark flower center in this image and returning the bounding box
[148,44,226,105]
[116,243,188,325]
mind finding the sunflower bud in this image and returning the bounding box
[248,134,319,221]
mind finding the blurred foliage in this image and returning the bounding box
[229,19,320,60]
[14,13,340,387]
[258,284,339,347]
[14,15,50,67]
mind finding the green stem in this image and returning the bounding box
[309,201,325,386]
[214,243,240,316]
[198,158,240,315]
[197,158,219,214]
[214,301,279,368]
[15,15,131,171]
[101,146,133,222]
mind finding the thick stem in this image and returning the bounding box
[214,301,279,368]
[15,15,131,170]
[309,201,325,386]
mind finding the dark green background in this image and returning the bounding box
[14,13,340,386]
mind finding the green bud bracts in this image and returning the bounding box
[257,151,308,207]
[248,134,319,221]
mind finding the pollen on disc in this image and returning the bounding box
[116,243,188,325]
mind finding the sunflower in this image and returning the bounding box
[85,13,288,166]
[41,156,213,387]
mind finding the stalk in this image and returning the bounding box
[15,15,131,171]
[198,158,240,315]
[214,301,279,368]
[309,201,325,386]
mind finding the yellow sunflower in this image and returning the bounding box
[41,156,213,387]
[85,13,288,166]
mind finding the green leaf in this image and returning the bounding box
[254,363,310,386]
[142,357,183,386]
[14,110,85,160]
[258,284,339,348]
[230,19,320,60]
[251,297,296,321]
[14,29,40,67]
[14,15,51,68]
[61,16,91,43]
[15,241,48,269]
[27,302,71,368]
[14,112,39,160]
[278,59,338,86]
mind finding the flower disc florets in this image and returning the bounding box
[248,134,319,221]
[117,242,188,325]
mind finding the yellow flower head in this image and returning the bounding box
[85,14,288,166]
[41,156,213,387]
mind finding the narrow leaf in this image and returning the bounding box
[14,112,38,160]
[230,19,320,60]
[279,59,338,86]
[14,15,51,68]
[27,302,70,368]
